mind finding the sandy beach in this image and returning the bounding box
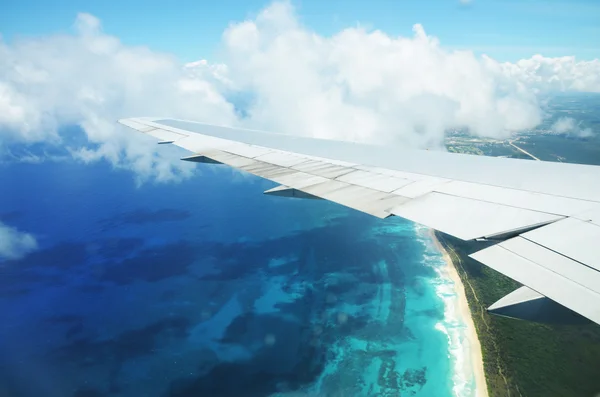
[430,230,489,397]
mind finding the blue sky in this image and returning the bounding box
[1,0,599,62]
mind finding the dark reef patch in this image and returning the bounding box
[41,315,86,340]
[0,255,66,295]
[160,289,178,301]
[65,323,84,339]
[219,312,302,350]
[100,208,191,229]
[44,314,84,325]
[42,314,84,339]
[197,215,389,284]
[97,241,196,284]
[402,366,427,390]
[0,210,23,223]
[3,210,424,396]
[72,387,105,397]
[3,242,88,270]
[54,316,191,368]
[166,343,326,397]
[77,284,106,294]
[0,286,31,298]
[93,237,145,259]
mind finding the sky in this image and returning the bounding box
[1,0,599,63]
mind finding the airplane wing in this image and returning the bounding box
[118,117,600,325]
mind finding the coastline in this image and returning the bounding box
[429,229,489,397]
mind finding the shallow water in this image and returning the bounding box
[0,160,467,397]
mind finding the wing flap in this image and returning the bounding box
[255,151,312,167]
[498,235,600,294]
[184,148,398,218]
[471,237,600,324]
[520,218,600,272]
[306,164,356,179]
[389,192,564,240]
[435,180,599,216]
[391,177,451,198]
[337,170,413,193]
[269,173,330,189]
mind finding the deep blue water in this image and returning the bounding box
[0,159,456,397]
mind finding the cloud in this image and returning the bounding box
[220,3,541,146]
[493,55,600,93]
[0,2,598,182]
[0,222,38,260]
[552,117,577,133]
[0,13,237,183]
[550,117,594,138]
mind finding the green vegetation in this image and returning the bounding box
[436,232,600,397]
[447,145,485,155]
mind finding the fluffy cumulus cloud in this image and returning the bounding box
[551,117,593,138]
[0,2,598,182]
[0,222,37,260]
[221,3,543,146]
[0,13,237,183]
[494,55,600,93]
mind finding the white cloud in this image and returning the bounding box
[552,117,577,133]
[0,13,237,183]
[0,3,598,182]
[0,222,38,260]
[494,55,600,93]
[220,3,541,146]
[550,117,594,138]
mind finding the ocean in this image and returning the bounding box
[0,157,474,397]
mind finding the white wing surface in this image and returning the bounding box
[119,117,600,325]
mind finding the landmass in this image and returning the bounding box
[435,232,600,396]
[438,94,600,396]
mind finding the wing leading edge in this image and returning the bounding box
[119,117,600,325]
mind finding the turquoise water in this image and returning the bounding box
[0,160,467,396]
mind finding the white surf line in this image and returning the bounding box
[508,140,540,161]
[424,227,489,397]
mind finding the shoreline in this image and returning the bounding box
[429,229,489,397]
